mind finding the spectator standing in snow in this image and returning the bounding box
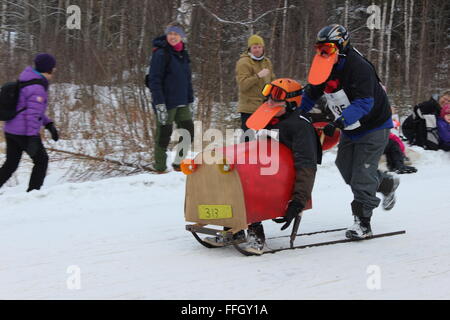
[299,24,399,239]
[437,104,450,151]
[235,34,275,136]
[147,22,194,173]
[0,53,59,192]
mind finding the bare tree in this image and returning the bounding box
[367,1,375,61]
[281,0,288,75]
[416,0,429,102]
[248,0,254,36]
[404,0,414,94]
[138,0,148,53]
[344,0,349,27]
[303,9,310,80]
[0,0,448,177]
[176,0,193,28]
[384,0,396,88]
[1,0,7,41]
[377,0,388,78]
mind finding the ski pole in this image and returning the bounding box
[290,212,303,248]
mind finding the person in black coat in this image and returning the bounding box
[299,24,399,240]
[147,22,194,173]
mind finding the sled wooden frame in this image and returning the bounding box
[186,224,241,238]
[186,224,245,248]
[184,154,249,232]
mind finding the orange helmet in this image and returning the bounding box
[262,78,303,107]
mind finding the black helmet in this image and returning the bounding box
[316,24,350,52]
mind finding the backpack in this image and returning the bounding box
[401,114,417,144]
[401,112,439,150]
[144,47,171,89]
[0,79,46,121]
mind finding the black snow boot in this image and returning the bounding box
[242,223,266,255]
[378,174,400,211]
[345,201,373,239]
[345,216,373,239]
[203,228,246,247]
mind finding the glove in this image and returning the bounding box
[323,117,345,137]
[155,104,169,125]
[45,122,59,142]
[273,199,304,231]
[395,165,417,174]
[257,68,270,79]
[26,136,41,158]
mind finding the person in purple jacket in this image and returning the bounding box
[0,53,59,192]
[437,104,450,151]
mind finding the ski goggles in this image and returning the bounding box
[314,42,338,57]
[262,84,303,102]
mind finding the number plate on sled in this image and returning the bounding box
[198,205,233,220]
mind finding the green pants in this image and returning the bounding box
[154,106,194,171]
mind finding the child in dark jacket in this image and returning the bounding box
[437,104,450,151]
[384,133,417,174]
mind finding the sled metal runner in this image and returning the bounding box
[186,224,346,248]
[234,230,407,256]
[186,224,406,256]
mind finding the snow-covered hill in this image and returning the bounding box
[0,147,449,299]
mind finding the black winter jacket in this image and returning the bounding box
[267,108,322,207]
[305,46,392,135]
[147,36,194,110]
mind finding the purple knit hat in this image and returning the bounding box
[34,53,56,73]
[165,25,186,38]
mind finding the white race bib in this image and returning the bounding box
[324,89,361,130]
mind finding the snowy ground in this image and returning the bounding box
[0,146,449,300]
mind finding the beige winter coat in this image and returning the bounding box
[235,53,275,114]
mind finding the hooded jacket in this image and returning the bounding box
[147,35,194,110]
[4,66,51,136]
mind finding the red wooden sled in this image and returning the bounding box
[184,124,340,251]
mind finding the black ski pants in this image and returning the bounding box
[0,133,48,192]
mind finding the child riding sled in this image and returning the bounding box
[203,78,323,255]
